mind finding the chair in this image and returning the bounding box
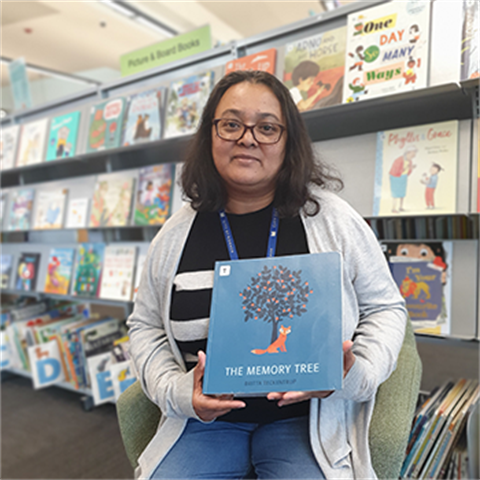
[117,319,422,477]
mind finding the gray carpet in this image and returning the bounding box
[1,374,133,479]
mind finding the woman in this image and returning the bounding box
[127,70,407,479]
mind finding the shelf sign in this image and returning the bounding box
[8,58,33,111]
[120,25,212,77]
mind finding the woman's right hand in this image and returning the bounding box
[192,350,246,422]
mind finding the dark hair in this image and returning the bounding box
[181,70,343,217]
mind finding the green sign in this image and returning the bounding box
[120,25,212,77]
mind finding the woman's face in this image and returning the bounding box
[211,82,287,201]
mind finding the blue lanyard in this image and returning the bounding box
[218,207,279,260]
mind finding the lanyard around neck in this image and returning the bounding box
[218,207,279,261]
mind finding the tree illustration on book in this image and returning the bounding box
[239,264,313,346]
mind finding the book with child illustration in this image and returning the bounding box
[342,0,431,103]
[225,48,277,75]
[373,120,459,217]
[46,111,81,161]
[203,252,343,395]
[283,27,347,112]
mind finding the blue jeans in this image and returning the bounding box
[151,415,325,479]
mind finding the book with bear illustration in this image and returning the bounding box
[203,252,343,395]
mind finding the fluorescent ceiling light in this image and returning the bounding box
[135,16,174,38]
[99,0,135,18]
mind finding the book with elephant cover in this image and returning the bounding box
[203,252,343,395]
[283,26,347,112]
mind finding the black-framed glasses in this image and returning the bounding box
[213,118,286,145]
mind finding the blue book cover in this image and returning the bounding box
[46,110,81,161]
[203,252,343,396]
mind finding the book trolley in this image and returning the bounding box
[1,0,479,475]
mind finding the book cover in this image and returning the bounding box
[65,198,89,228]
[122,88,164,146]
[342,0,431,103]
[89,174,135,227]
[45,110,81,161]
[283,26,347,112]
[73,243,105,298]
[16,118,49,167]
[7,188,35,231]
[27,339,66,389]
[132,253,146,301]
[1,254,13,289]
[87,351,115,405]
[15,252,41,292]
[44,248,75,295]
[164,71,215,138]
[373,120,459,217]
[0,125,20,170]
[99,245,136,301]
[33,188,67,230]
[134,164,174,226]
[225,48,277,75]
[460,0,479,80]
[110,360,136,401]
[203,252,343,395]
[382,241,453,335]
[86,97,127,153]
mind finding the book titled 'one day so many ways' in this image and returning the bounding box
[203,252,343,396]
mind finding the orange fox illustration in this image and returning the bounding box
[251,325,291,355]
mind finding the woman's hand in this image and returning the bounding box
[267,340,356,407]
[192,350,246,422]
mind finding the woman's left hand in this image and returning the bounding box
[267,340,356,407]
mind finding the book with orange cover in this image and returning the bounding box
[225,48,277,75]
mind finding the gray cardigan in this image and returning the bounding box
[127,189,407,479]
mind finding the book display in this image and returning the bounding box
[33,188,68,230]
[44,247,75,295]
[72,243,105,298]
[0,125,20,170]
[45,111,81,161]
[16,118,49,167]
[65,198,89,228]
[7,188,35,231]
[14,252,41,292]
[99,245,136,301]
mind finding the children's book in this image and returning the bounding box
[0,125,20,170]
[164,71,215,138]
[283,27,347,112]
[15,252,41,292]
[65,198,89,228]
[132,253,146,301]
[225,48,277,75]
[33,189,67,230]
[44,248,75,295]
[460,0,479,80]
[86,97,127,153]
[134,164,174,226]
[342,0,431,103]
[87,351,115,405]
[170,162,186,215]
[99,245,136,301]
[122,88,164,146]
[45,110,81,161]
[7,188,35,231]
[16,118,49,167]
[72,243,105,298]
[203,252,343,395]
[382,241,453,335]
[1,254,13,289]
[89,174,135,227]
[373,120,459,217]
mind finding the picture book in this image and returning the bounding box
[460,0,479,80]
[1,254,13,289]
[86,97,127,153]
[99,245,136,301]
[283,26,347,112]
[87,351,115,405]
[33,188,67,230]
[44,248,75,295]
[15,252,41,292]
[81,317,123,359]
[27,339,66,389]
[89,174,135,227]
[225,48,277,75]
[122,87,164,146]
[7,188,35,231]
[382,241,453,335]
[132,253,146,301]
[72,243,105,298]
[342,0,431,103]
[65,197,89,228]
[134,164,174,226]
[164,71,215,138]
[203,252,343,395]
[0,125,20,170]
[16,118,49,167]
[373,120,459,217]
[110,360,136,401]
[45,110,81,161]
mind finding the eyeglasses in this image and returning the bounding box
[212,118,286,145]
